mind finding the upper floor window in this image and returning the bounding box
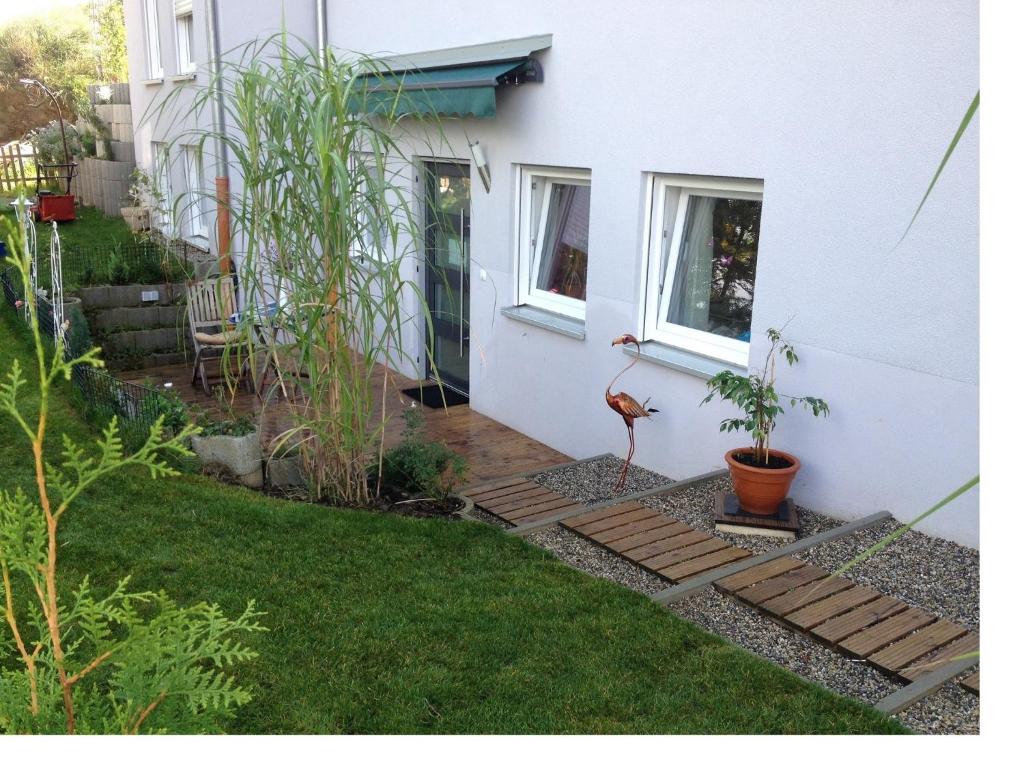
[142,0,163,79]
[516,166,591,320]
[642,174,762,366]
[174,1,196,73]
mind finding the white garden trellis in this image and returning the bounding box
[8,196,66,348]
[9,196,37,320]
[49,221,65,349]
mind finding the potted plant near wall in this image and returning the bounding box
[190,394,262,488]
[701,327,830,515]
[120,168,153,232]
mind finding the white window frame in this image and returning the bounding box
[142,0,163,79]
[515,166,591,320]
[348,152,391,264]
[174,2,196,74]
[184,145,208,240]
[640,174,763,367]
[151,142,172,236]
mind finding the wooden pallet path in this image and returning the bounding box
[462,477,583,525]
[465,467,979,712]
[714,557,979,689]
[559,505,751,582]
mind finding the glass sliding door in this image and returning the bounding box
[423,161,471,394]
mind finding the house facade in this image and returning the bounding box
[125,1,979,546]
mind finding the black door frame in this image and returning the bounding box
[422,159,471,395]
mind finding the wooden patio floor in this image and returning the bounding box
[124,362,570,486]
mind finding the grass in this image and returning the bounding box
[0,305,908,734]
[0,201,136,254]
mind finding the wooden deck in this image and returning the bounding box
[124,362,570,486]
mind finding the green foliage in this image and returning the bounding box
[27,119,81,166]
[0,210,263,734]
[0,1,128,143]
[375,408,467,502]
[195,413,257,438]
[701,327,829,465]
[138,386,190,437]
[152,32,456,506]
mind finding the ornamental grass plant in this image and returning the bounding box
[152,33,456,507]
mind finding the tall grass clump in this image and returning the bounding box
[153,33,453,507]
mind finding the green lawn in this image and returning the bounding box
[0,201,135,254]
[0,305,907,734]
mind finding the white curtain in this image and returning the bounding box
[667,195,715,331]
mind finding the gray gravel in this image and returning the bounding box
[524,525,668,596]
[533,455,671,504]
[520,456,981,735]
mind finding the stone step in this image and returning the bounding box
[89,304,185,330]
[76,283,186,309]
[103,327,185,354]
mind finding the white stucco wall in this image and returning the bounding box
[327,0,979,546]
[125,1,317,252]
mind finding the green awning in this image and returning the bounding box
[353,59,541,118]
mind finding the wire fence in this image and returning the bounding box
[1,264,174,451]
[34,239,194,290]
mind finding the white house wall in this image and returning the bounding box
[328,0,979,546]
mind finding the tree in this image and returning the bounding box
[0,1,128,144]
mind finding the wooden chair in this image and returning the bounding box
[185,277,253,396]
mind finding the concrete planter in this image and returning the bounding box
[191,430,263,488]
[121,206,150,232]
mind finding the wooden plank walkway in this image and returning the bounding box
[714,558,978,687]
[559,505,751,582]
[463,471,751,582]
[465,465,980,712]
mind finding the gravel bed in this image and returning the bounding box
[532,455,671,505]
[522,456,981,734]
[524,525,668,596]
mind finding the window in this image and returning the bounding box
[516,166,591,320]
[174,1,195,74]
[184,145,207,239]
[142,0,163,79]
[642,175,763,366]
[151,142,172,235]
[348,153,390,263]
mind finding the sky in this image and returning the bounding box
[0,0,90,25]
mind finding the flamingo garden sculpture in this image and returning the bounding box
[606,334,659,493]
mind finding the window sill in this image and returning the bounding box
[171,72,197,82]
[625,340,747,381]
[501,305,585,340]
[142,77,164,86]
[183,234,210,251]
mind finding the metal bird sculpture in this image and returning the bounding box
[606,334,659,493]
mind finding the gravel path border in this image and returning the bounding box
[510,456,979,734]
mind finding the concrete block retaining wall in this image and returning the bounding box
[76,282,190,370]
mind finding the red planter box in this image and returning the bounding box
[36,195,76,223]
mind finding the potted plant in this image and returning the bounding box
[190,398,262,488]
[701,327,829,515]
[120,167,153,232]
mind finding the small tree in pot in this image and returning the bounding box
[701,327,829,515]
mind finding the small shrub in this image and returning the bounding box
[375,408,467,502]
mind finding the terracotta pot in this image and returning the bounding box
[724,448,801,516]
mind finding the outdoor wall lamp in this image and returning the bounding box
[470,140,491,194]
[20,78,71,167]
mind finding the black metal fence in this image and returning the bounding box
[1,264,173,451]
[34,239,194,291]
